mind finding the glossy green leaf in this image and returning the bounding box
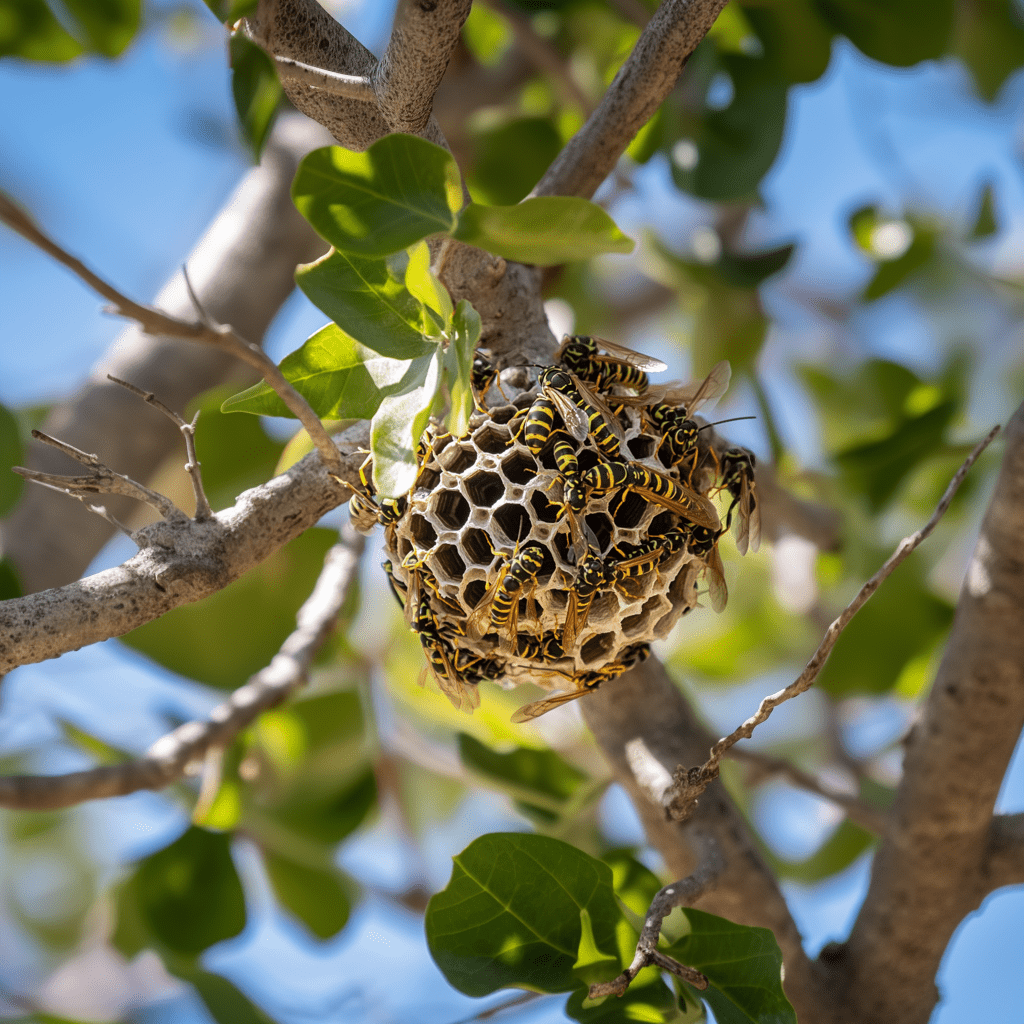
[458,734,588,811]
[600,850,662,918]
[296,250,437,359]
[61,0,139,56]
[122,528,337,689]
[565,978,683,1024]
[268,767,377,846]
[426,833,624,996]
[202,0,257,22]
[263,851,352,939]
[453,198,634,265]
[953,0,1024,101]
[817,0,954,67]
[469,117,563,205]
[817,554,953,696]
[134,827,246,956]
[0,400,24,516]
[443,300,480,437]
[671,51,788,202]
[188,969,277,1024]
[229,33,283,162]
[370,350,442,496]
[0,0,83,61]
[666,909,794,1024]
[222,324,437,421]
[405,240,454,326]
[292,135,462,257]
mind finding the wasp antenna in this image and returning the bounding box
[697,415,758,432]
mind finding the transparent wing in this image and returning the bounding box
[566,370,626,444]
[632,483,721,531]
[511,686,589,722]
[546,386,590,443]
[589,336,668,373]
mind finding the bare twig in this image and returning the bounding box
[727,747,889,836]
[664,425,1000,823]
[0,528,364,810]
[588,833,721,999]
[532,0,729,199]
[445,991,543,1024]
[0,190,342,476]
[107,375,213,520]
[274,55,375,101]
[15,430,186,523]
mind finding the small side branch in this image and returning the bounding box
[0,190,342,476]
[273,55,375,101]
[589,833,722,999]
[0,528,364,811]
[664,425,999,823]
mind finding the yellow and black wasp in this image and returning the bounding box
[556,335,667,394]
[625,463,722,532]
[605,539,663,589]
[510,642,651,722]
[719,448,760,555]
[468,542,547,650]
[470,351,507,411]
[400,550,465,625]
[515,632,567,663]
[652,521,728,612]
[349,456,408,534]
[561,549,607,651]
[412,597,482,712]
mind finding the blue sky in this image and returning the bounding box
[1,2,1023,1021]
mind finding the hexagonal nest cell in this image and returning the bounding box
[362,350,758,719]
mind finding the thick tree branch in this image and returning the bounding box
[0,430,367,675]
[983,813,1024,889]
[0,527,364,810]
[1,114,330,592]
[531,0,729,200]
[664,426,999,824]
[839,402,1024,1024]
[0,193,341,478]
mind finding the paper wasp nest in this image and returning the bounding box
[367,343,759,720]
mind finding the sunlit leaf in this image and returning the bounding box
[453,198,634,265]
[296,250,437,359]
[134,827,246,956]
[443,300,480,437]
[263,851,352,939]
[405,240,454,326]
[292,135,462,257]
[0,0,84,60]
[426,833,624,996]
[229,33,283,162]
[122,528,337,689]
[61,0,139,56]
[666,909,795,1024]
[202,0,257,22]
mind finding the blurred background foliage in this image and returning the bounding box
[1,0,1024,1020]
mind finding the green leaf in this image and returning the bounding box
[953,0,1024,101]
[772,820,874,883]
[134,827,246,956]
[405,241,453,326]
[229,33,283,162]
[469,117,564,205]
[61,0,139,56]
[572,908,620,988]
[263,850,352,939]
[426,833,624,996]
[122,527,337,689]
[861,229,937,301]
[292,135,462,257]
[222,324,437,421]
[453,197,634,265]
[443,300,480,437]
[0,0,83,61]
[0,400,24,516]
[665,909,795,1024]
[600,850,662,919]
[202,0,257,22]
[670,50,788,202]
[187,969,277,1024]
[817,0,954,67]
[269,766,377,846]
[0,556,22,600]
[296,250,436,359]
[458,734,589,812]
[969,182,998,239]
[743,1,834,85]
[370,350,442,496]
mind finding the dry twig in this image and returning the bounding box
[665,425,1000,823]
[0,528,364,810]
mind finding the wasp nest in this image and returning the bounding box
[356,339,759,721]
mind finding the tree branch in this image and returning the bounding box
[839,402,1024,1023]
[0,429,367,675]
[0,192,342,478]
[983,813,1024,890]
[588,832,720,998]
[531,0,729,200]
[1,114,330,592]
[663,426,1000,824]
[0,527,364,810]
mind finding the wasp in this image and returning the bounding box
[557,335,667,394]
[468,542,546,649]
[719,448,760,555]
[400,550,465,624]
[510,643,652,722]
[606,540,663,589]
[561,549,607,651]
[412,598,482,712]
[515,632,567,663]
[382,559,409,611]
[679,523,728,613]
[625,464,722,531]
[471,351,508,411]
[350,455,407,532]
